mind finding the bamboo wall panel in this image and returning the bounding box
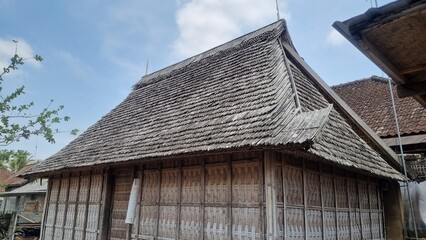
[179,206,200,239]
[204,207,227,240]
[138,205,157,237]
[232,162,259,204]
[337,212,350,240]
[286,208,304,239]
[205,165,227,204]
[278,153,384,240]
[158,206,178,238]
[284,167,303,206]
[323,211,336,239]
[127,155,263,240]
[232,208,260,239]
[42,172,106,240]
[181,167,201,203]
[110,170,132,240]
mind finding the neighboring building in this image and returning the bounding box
[333,75,426,237]
[0,163,47,239]
[333,0,426,107]
[25,20,407,240]
[0,169,27,194]
[332,76,426,163]
[0,179,47,239]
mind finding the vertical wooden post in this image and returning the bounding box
[125,168,136,240]
[319,165,326,240]
[39,177,53,240]
[281,154,287,239]
[176,161,183,240]
[356,175,363,239]
[135,167,144,238]
[368,181,373,238]
[264,151,277,240]
[332,168,339,240]
[227,155,233,240]
[100,170,113,240]
[52,176,62,238]
[377,180,384,240]
[155,163,162,239]
[258,153,265,240]
[10,196,21,239]
[382,181,404,240]
[201,158,206,240]
[60,174,71,240]
[302,159,308,240]
[81,171,93,240]
[96,170,106,240]
[345,172,352,240]
[71,172,82,240]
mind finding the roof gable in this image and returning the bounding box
[25,20,403,180]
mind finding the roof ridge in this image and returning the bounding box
[331,75,394,89]
[133,20,287,90]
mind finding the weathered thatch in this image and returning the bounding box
[25,20,403,180]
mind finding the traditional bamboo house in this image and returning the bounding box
[24,20,409,240]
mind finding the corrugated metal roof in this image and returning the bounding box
[0,179,47,196]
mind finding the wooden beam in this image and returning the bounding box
[100,170,112,240]
[39,177,53,240]
[81,171,93,240]
[400,63,426,75]
[264,151,277,240]
[397,81,426,98]
[357,36,408,85]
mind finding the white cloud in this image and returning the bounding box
[56,50,96,82]
[173,0,289,59]
[0,37,41,70]
[326,29,346,46]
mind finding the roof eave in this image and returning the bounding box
[332,0,426,108]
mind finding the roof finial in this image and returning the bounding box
[275,0,280,20]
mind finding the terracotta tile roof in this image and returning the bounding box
[0,169,27,192]
[332,76,426,138]
[24,20,403,180]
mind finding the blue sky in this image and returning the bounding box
[0,0,393,160]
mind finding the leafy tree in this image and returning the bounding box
[0,40,78,147]
[0,149,31,172]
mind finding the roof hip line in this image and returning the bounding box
[279,37,301,113]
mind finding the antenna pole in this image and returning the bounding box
[145,60,149,76]
[275,0,280,20]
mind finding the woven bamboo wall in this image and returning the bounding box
[42,170,107,240]
[40,151,386,240]
[275,153,384,240]
[120,152,265,240]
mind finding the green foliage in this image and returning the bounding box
[0,149,31,172]
[0,40,78,147]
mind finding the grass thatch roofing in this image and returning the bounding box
[25,20,404,180]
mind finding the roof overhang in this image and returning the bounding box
[383,133,426,146]
[333,0,426,107]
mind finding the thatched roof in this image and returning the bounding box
[333,76,426,138]
[333,0,426,107]
[25,20,404,180]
